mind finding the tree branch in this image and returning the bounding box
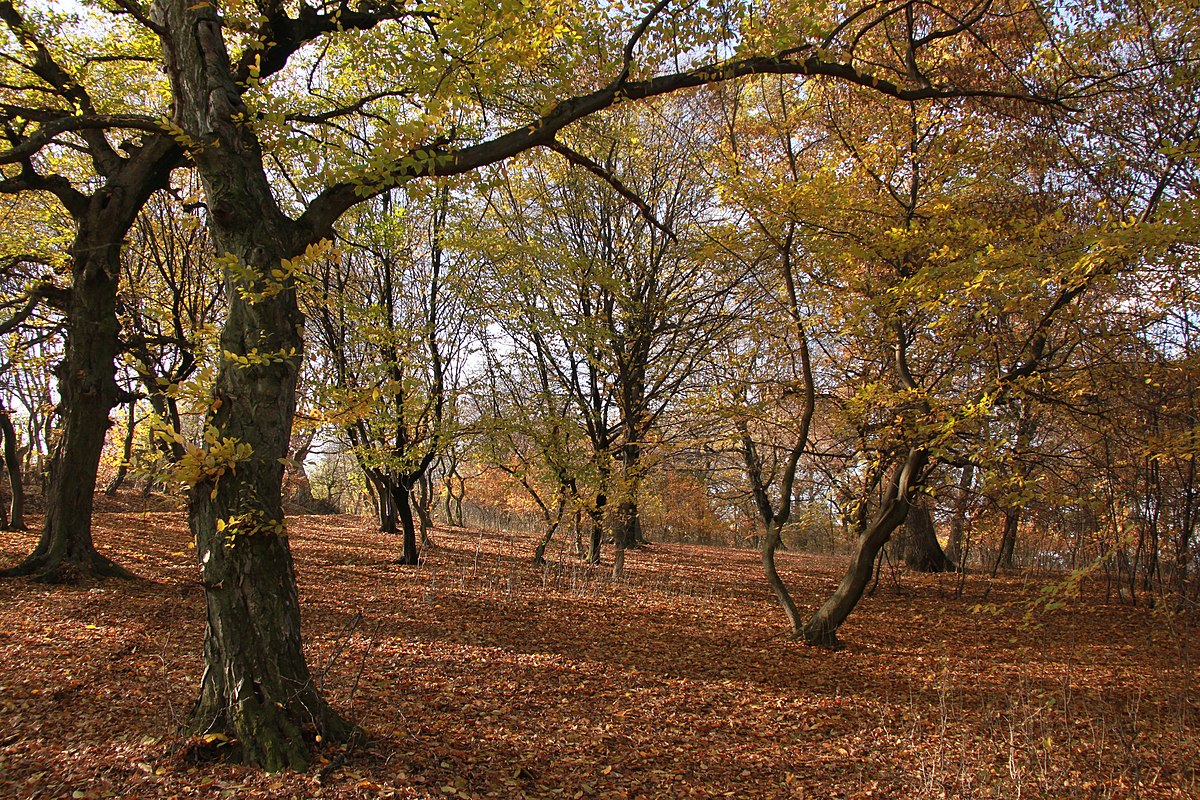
[612,0,673,88]
[0,113,164,165]
[301,49,1056,239]
[546,139,677,241]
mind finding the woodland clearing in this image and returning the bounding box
[1,504,1197,800]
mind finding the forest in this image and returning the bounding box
[0,0,1197,796]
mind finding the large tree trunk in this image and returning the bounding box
[0,29,176,579]
[0,407,26,530]
[900,493,951,572]
[158,0,350,769]
[803,449,927,647]
[2,227,133,580]
[184,241,350,766]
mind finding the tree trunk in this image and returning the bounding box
[369,473,397,533]
[185,243,351,767]
[159,0,350,768]
[944,463,973,566]
[190,491,351,769]
[415,472,434,547]
[1,231,133,580]
[803,449,927,647]
[992,508,1020,575]
[762,520,804,633]
[1175,453,1195,598]
[533,522,559,565]
[0,407,26,530]
[612,497,637,579]
[0,52,176,579]
[393,484,420,565]
[105,398,138,496]
[587,492,606,564]
[444,463,465,527]
[286,432,317,509]
[900,493,951,572]
[612,443,641,579]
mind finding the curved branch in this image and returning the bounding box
[301,50,1057,239]
[0,280,70,336]
[0,0,121,173]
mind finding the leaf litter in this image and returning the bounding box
[1,507,1197,799]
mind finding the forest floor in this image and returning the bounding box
[1,502,1198,799]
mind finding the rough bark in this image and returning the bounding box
[157,0,350,768]
[802,448,928,647]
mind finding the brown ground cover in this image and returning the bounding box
[1,506,1197,799]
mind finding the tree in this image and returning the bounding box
[146,0,1056,766]
[473,339,590,564]
[0,0,386,578]
[703,44,1129,642]
[0,0,178,578]
[309,185,475,563]
[475,109,740,575]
